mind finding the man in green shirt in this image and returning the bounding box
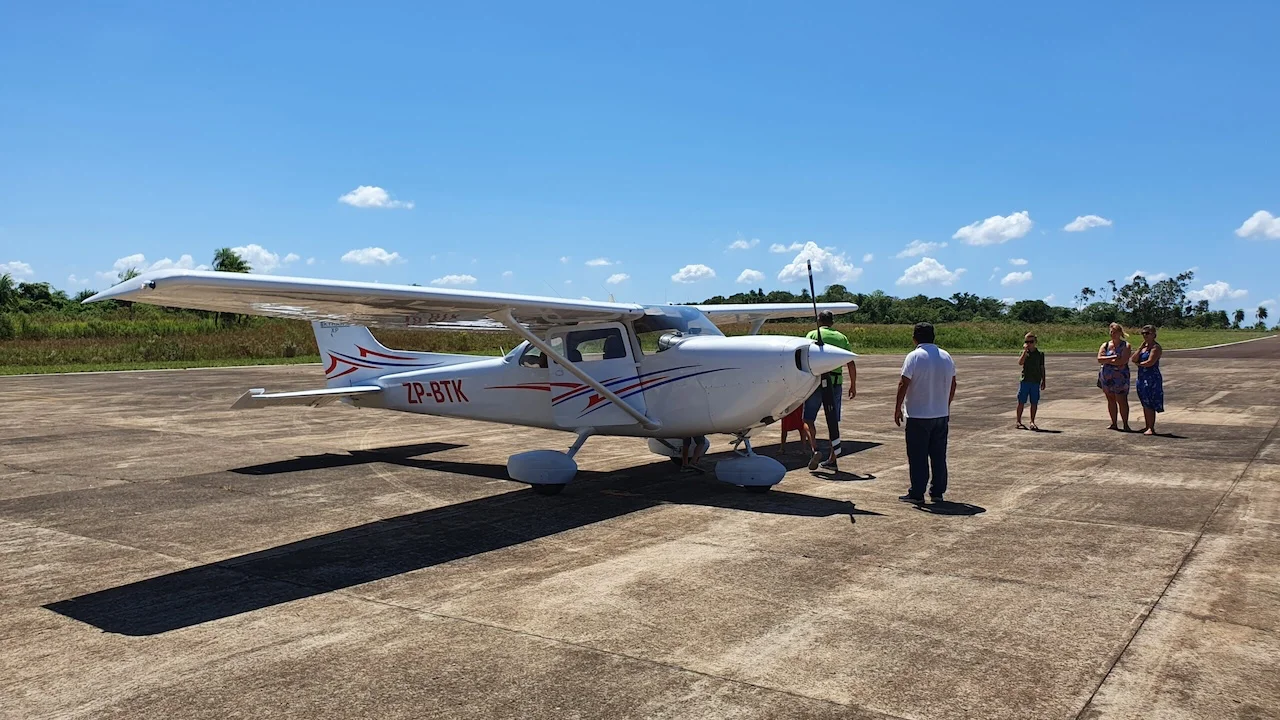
[803,311,858,471]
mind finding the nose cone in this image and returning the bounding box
[808,344,857,376]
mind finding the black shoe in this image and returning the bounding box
[930,495,945,503]
[898,494,924,504]
[818,460,839,471]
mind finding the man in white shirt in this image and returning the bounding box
[893,322,957,504]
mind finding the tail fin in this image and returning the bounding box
[312,322,459,387]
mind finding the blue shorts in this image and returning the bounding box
[1017,381,1041,405]
[802,387,842,423]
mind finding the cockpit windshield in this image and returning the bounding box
[633,305,722,354]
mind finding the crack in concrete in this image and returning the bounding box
[1071,412,1280,719]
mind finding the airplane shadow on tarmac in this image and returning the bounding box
[45,441,881,636]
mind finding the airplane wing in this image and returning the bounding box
[694,302,858,326]
[86,270,646,331]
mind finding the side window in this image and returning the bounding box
[519,344,547,368]
[563,328,628,363]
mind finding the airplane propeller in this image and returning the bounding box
[807,260,841,466]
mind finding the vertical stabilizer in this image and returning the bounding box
[312,322,460,387]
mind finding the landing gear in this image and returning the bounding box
[716,433,786,491]
[507,429,592,495]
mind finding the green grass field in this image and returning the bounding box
[0,314,1271,375]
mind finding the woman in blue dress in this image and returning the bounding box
[1132,324,1164,436]
[1096,322,1132,431]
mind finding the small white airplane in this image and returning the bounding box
[88,269,857,494]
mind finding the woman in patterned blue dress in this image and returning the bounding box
[1132,324,1164,435]
[1096,322,1132,431]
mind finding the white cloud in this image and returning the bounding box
[736,268,765,284]
[585,257,618,267]
[230,244,285,272]
[1008,258,1028,266]
[97,253,205,282]
[606,273,630,285]
[1064,214,1113,232]
[67,274,91,286]
[896,257,966,287]
[1258,299,1276,307]
[728,236,760,250]
[953,211,1033,246]
[862,253,874,263]
[895,240,946,258]
[1126,269,1168,283]
[341,247,404,266]
[0,260,34,278]
[564,280,572,285]
[671,264,716,283]
[306,257,317,266]
[338,185,414,210]
[283,253,300,264]
[1187,281,1248,303]
[1001,271,1033,286]
[769,242,804,254]
[777,242,863,284]
[1235,210,1280,239]
[559,256,570,264]
[147,255,203,272]
[501,270,514,279]
[430,274,477,287]
[1043,294,1056,304]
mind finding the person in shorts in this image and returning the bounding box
[1016,332,1047,430]
[778,404,813,456]
[681,436,707,473]
[803,311,857,471]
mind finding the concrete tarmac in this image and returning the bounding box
[2,340,1278,720]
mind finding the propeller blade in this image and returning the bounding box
[807,260,823,348]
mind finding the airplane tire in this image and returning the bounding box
[743,484,772,494]
[531,483,566,496]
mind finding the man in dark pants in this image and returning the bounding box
[893,322,957,504]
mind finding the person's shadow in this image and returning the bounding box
[914,500,985,516]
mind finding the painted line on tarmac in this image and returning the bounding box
[1167,334,1278,351]
[0,363,323,379]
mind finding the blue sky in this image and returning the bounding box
[2,1,1277,311]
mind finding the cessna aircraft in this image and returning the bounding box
[87,270,857,494]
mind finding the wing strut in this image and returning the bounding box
[489,309,661,431]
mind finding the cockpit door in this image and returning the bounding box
[546,322,646,428]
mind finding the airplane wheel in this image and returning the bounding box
[743,485,772,494]
[531,484,566,496]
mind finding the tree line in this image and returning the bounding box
[702,270,1271,330]
[0,248,252,328]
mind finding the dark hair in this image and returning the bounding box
[913,322,935,344]
[818,310,834,326]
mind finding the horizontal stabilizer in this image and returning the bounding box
[231,385,382,410]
